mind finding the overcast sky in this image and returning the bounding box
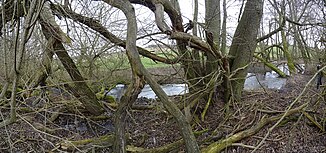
[129,0,244,47]
[178,0,242,31]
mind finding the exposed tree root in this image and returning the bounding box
[201,103,307,153]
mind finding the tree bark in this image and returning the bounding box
[229,0,264,101]
[205,0,221,46]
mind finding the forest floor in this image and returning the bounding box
[0,71,325,152]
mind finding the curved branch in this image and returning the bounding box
[100,1,146,152]
[50,4,177,64]
[152,1,171,32]
[129,0,182,31]
[170,32,222,58]
[286,17,324,27]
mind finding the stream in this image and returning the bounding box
[106,64,304,100]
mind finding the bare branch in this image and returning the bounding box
[286,17,325,27]
[50,4,177,64]
[257,15,286,42]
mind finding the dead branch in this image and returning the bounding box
[58,134,114,151]
[201,103,307,153]
[252,66,326,152]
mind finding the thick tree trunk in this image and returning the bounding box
[114,77,145,153]
[205,0,221,46]
[229,0,264,101]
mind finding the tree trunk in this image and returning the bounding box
[229,0,264,101]
[221,0,227,54]
[104,0,200,152]
[40,2,103,115]
[51,41,104,115]
[205,0,221,73]
[281,27,296,74]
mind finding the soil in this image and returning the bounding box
[0,73,325,153]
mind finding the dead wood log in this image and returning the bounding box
[58,134,114,151]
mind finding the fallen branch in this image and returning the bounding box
[56,128,208,152]
[201,103,307,153]
[253,54,287,77]
[58,134,114,151]
[127,139,184,153]
[252,66,326,152]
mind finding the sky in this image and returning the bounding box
[178,0,241,23]
[57,0,324,57]
[131,0,243,47]
[178,0,242,33]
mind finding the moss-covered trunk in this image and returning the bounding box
[51,41,104,115]
[281,29,296,75]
